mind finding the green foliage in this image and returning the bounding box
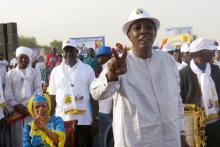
[18,35,39,48]
[49,39,62,54]
[18,35,61,55]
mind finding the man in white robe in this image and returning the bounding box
[4,46,42,147]
[48,39,98,147]
[90,8,188,147]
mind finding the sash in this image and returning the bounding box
[59,60,87,115]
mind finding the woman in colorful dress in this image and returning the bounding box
[23,93,66,147]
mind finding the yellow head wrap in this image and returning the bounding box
[28,93,51,118]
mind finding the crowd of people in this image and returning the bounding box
[0,7,220,147]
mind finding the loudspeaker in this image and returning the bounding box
[6,23,17,33]
[0,24,4,33]
[6,23,18,60]
[0,24,7,45]
[0,24,7,59]
[0,33,6,45]
[7,32,18,45]
[0,23,18,60]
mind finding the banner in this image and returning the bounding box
[32,48,44,60]
[165,27,193,37]
[162,27,193,46]
[70,36,105,56]
[162,34,191,46]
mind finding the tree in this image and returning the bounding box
[18,35,63,55]
[49,39,62,54]
[18,35,38,48]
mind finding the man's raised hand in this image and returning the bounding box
[106,47,127,81]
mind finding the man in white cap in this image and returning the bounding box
[91,8,188,147]
[180,38,220,147]
[180,43,191,68]
[214,46,220,68]
[4,46,42,147]
[48,38,99,147]
[162,44,185,70]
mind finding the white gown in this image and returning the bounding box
[91,50,184,147]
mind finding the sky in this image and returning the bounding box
[1,0,220,47]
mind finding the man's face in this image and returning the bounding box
[97,55,111,65]
[193,50,213,64]
[17,54,30,69]
[87,48,95,57]
[181,52,191,64]
[128,19,157,52]
[63,46,78,64]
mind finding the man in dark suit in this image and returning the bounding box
[180,38,220,147]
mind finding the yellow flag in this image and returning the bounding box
[182,35,189,43]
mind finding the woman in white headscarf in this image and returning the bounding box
[4,46,42,147]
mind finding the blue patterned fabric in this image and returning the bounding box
[33,94,47,103]
[23,115,65,147]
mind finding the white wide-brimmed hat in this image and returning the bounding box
[181,43,190,53]
[62,38,78,50]
[122,8,160,35]
[189,38,216,53]
[162,44,175,52]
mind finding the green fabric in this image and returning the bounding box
[83,56,102,74]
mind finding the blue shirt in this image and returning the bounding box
[23,115,65,147]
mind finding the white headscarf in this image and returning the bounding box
[15,46,33,101]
